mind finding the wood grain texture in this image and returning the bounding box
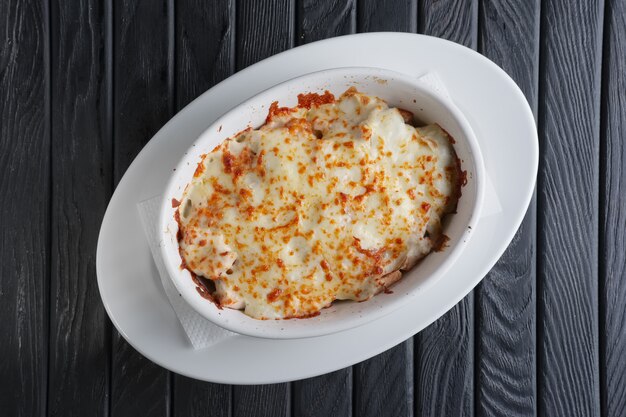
[537,1,603,416]
[292,370,352,417]
[297,0,356,45]
[416,2,477,416]
[419,0,477,48]
[110,1,173,416]
[600,0,626,416]
[176,0,234,109]
[48,0,112,416]
[354,342,414,417]
[233,385,289,417]
[113,0,174,181]
[173,1,234,415]
[0,0,49,415]
[476,1,539,416]
[172,376,229,417]
[416,299,474,417]
[236,0,294,70]
[476,212,537,417]
[357,0,417,33]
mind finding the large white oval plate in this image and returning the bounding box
[160,66,485,339]
[96,33,537,384]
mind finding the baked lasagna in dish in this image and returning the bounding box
[174,88,464,319]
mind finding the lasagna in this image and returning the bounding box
[174,88,464,319]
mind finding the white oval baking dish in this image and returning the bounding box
[160,67,485,339]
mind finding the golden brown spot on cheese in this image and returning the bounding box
[239,188,252,199]
[193,154,207,178]
[297,91,335,109]
[266,288,283,303]
[266,101,294,123]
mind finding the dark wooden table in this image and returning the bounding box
[2,0,625,416]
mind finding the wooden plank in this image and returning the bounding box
[419,0,477,47]
[297,0,356,45]
[600,0,626,416]
[357,0,417,33]
[112,0,174,181]
[110,1,173,416]
[416,298,474,416]
[233,385,289,417]
[537,1,603,416]
[475,1,539,416]
[172,376,230,417]
[352,2,417,417]
[354,343,414,417]
[172,1,234,415]
[292,370,352,417]
[0,0,49,415]
[476,212,537,417]
[236,0,294,70]
[175,0,234,109]
[416,2,477,416]
[48,0,112,416]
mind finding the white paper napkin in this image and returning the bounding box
[137,72,502,350]
[138,197,236,349]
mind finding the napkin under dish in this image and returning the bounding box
[138,198,236,348]
[137,72,502,349]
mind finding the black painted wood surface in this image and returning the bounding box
[1,1,624,417]
[0,1,49,416]
[476,1,539,416]
[48,0,112,416]
[537,1,603,416]
[110,1,172,416]
[601,3,626,417]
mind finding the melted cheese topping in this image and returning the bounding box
[176,88,461,319]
